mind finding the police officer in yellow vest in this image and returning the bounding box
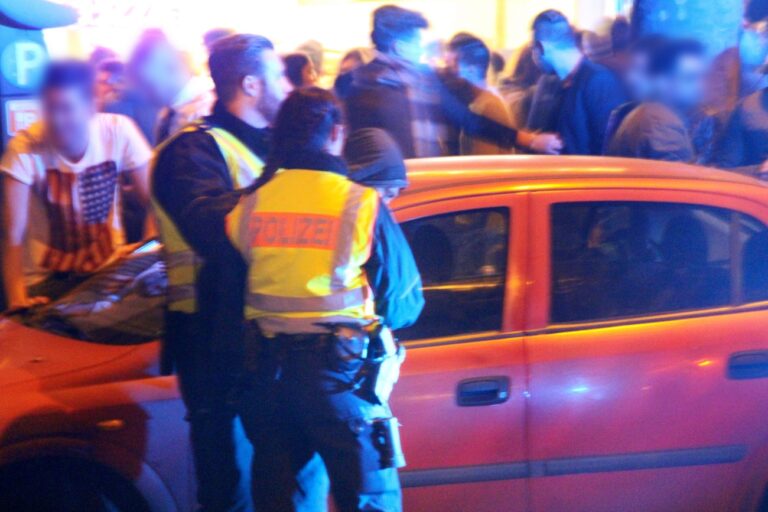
[152,34,291,512]
[229,88,424,512]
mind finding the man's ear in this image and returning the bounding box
[330,123,344,144]
[242,75,263,99]
[326,123,346,155]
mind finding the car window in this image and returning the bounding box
[551,202,732,323]
[741,214,768,303]
[20,241,165,345]
[398,208,509,341]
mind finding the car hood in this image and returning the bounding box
[0,318,136,389]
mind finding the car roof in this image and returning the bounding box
[401,156,766,200]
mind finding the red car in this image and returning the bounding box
[3,156,768,512]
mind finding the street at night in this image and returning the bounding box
[1,1,768,511]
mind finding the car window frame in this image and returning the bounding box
[527,188,768,333]
[392,192,527,347]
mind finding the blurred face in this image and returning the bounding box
[741,22,768,69]
[42,87,94,158]
[668,54,707,111]
[624,51,652,101]
[394,30,424,64]
[95,70,122,109]
[136,43,188,106]
[257,50,293,123]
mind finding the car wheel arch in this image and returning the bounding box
[0,436,178,512]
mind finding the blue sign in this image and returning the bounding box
[0,39,47,90]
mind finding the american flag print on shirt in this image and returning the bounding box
[42,161,118,274]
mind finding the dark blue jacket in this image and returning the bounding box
[539,59,627,156]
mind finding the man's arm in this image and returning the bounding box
[2,177,45,308]
[1,135,46,309]
[123,162,155,238]
[117,115,155,238]
[364,202,424,331]
[438,75,562,154]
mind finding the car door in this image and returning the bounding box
[390,193,529,512]
[525,189,768,512]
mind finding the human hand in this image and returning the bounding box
[529,132,563,155]
[6,295,50,313]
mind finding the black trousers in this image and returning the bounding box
[170,312,251,512]
[238,334,402,512]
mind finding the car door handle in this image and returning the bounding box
[728,351,768,380]
[456,376,510,406]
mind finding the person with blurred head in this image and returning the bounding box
[231,88,422,512]
[103,30,162,144]
[740,20,768,97]
[602,35,668,153]
[128,30,214,144]
[345,127,408,203]
[714,85,768,175]
[530,9,626,155]
[606,39,711,163]
[1,60,152,310]
[152,33,292,512]
[712,20,768,175]
[282,52,318,88]
[622,36,669,103]
[447,33,514,155]
[95,59,125,111]
[335,4,562,158]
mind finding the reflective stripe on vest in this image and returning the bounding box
[228,169,379,333]
[152,122,263,313]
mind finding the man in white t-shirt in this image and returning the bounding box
[1,60,152,310]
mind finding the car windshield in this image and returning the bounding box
[17,241,166,345]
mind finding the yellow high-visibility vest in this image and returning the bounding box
[152,123,263,313]
[228,169,380,334]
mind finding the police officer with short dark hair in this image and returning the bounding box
[152,34,291,512]
[229,87,424,512]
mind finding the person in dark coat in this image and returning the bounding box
[335,5,562,158]
[713,87,768,175]
[529,10,627,155]
[345,127,408,204]
[606,39,713,164]
[152,34,292,512]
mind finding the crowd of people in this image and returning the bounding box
[3,4,768,512]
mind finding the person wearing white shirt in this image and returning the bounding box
[1,60,152,310]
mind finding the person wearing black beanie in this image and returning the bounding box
[344,127,408,203]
